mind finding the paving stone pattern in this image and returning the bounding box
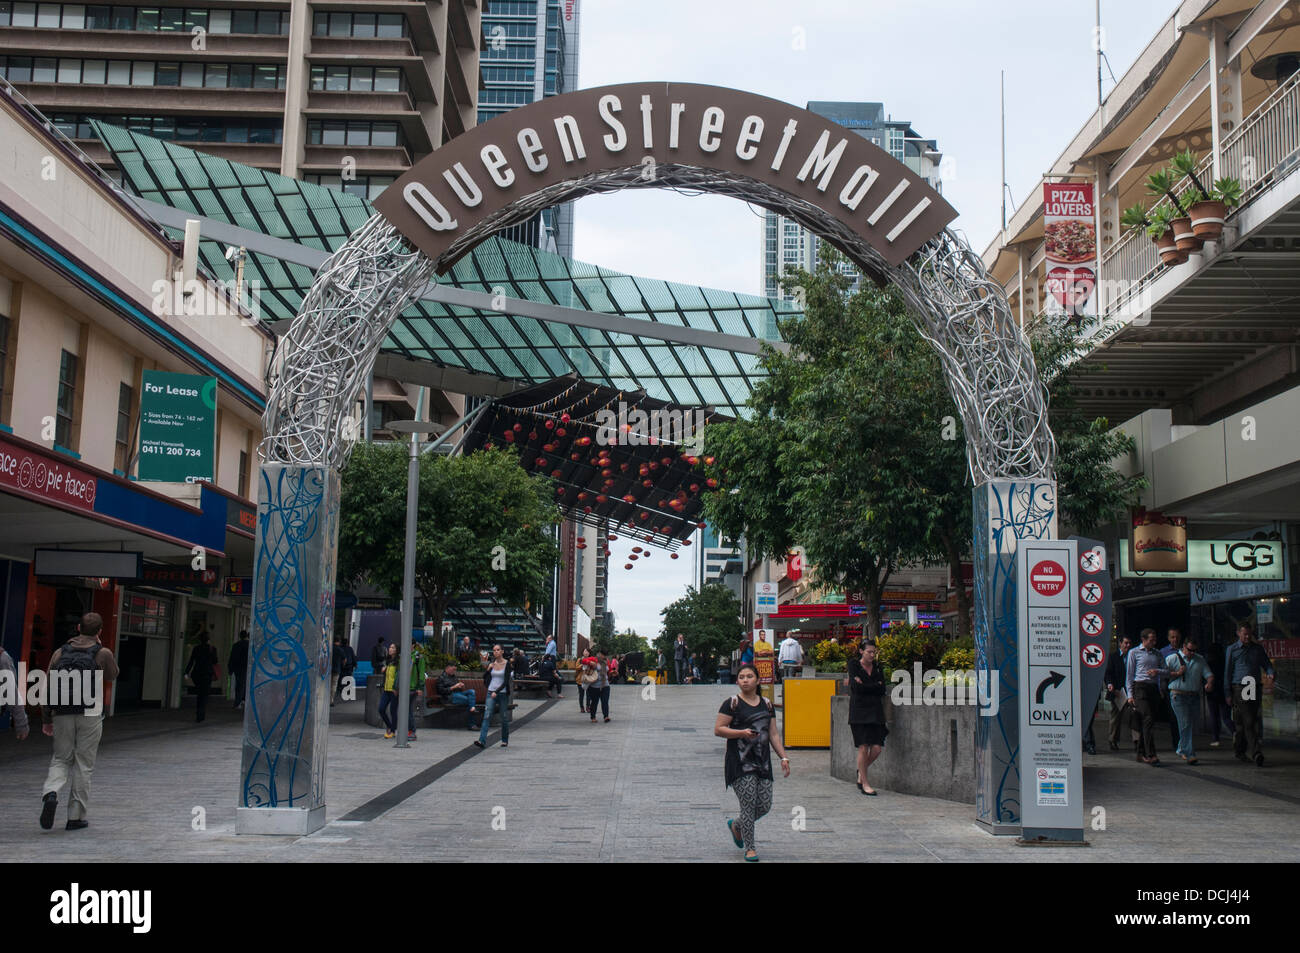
[0,685,1296,862]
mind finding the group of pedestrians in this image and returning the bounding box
[1106,623,1275,767]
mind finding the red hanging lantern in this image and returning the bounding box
[622,494,636,504]
[697,521,707,529]
[556,428,566,437]
[670,553,679,559]
[503,430,515,442]
[528,432,538,441]
[545,419,555,430]
[596,494,607,504]
[689,483,700,493]
[535,457,547,466]
[706,478,718,488]
[681,538,692,545]
[704,456,715,466]
[551,469,563,478]
[513,423,523,432]
[543,443,555,453]
[624,564,633,570]
[642,479,653,488]
[560,413,571,423]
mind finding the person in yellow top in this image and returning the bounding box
[379,643,399,739]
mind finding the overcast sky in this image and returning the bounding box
[572,0,1178,641]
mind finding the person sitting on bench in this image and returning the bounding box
[435,664,479,730]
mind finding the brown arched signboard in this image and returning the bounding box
[374,82,957,274]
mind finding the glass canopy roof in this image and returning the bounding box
[93,123,797,416]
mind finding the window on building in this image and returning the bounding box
[57,58,80,83]
[375,13,404,37]
[31,56,55,82]
[106,59,130,85]
[55,349,77,449]
[375,67,404,92]
[114,381,133,473]
[130,60,153,85]
[237,449,248,497]
[37,3,64,28]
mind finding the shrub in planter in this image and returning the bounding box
[939,638,976,671]
[1170,150,1240,240]
[1146,170,1200,255]
[875,622,944,679]
[1146,206,1187,266]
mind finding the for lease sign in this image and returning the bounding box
[137,371,217,484]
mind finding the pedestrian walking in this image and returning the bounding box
[1104,635,1134,750]
[577,651,596,712]
[1160,628,1183,750]
[403,645,426,741]
[606,652,619,686]
[336,637,357,704]
[540,636,562,698]
[1224,623,1274,766]
[184,632,219,723]
[714,663,790,862]
[1166,634,1213,765]
[587,650,611,723]
[39,612,118,831]
[370,637,387,673]
[330,636,344,706]
[378,643,399,739]
[1126,628,1166,765]
[673,633,688,685]
[656,648,667,685]
[228,630,250,709]
[1,645,29,740]
[475,644,512,748]
[739,639,754,665]
[778,634,804,680]
[1203,639,1234,747]
[846,641,887,795]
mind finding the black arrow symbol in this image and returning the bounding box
[1035,671,1066,704]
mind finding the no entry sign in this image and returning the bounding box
[1030,560,1067,597]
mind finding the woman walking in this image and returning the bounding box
[475,644,512,748]
[714,663,790,861]
[847,641,887,795]
[378,642,399,739]
[587,650,611,722]
[577,651,597,712]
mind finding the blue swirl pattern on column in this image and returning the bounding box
[973,481,1056,827]
[241,466,333,808]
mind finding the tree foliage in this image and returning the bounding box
[655,583,743,682]
[700,249,1146,638]
[338,442,562,641]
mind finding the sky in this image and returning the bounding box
[571,0,1180,640]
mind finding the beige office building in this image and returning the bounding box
[0,1,483,200]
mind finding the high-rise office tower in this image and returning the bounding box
[0,1,483,201]
[478,0,578,257]
[762,101,942,302]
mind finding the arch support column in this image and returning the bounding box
[973,480,1057,832]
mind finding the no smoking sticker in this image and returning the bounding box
[1082,644,1105,668]
[1080,612,1103,636]
[1080,581,1103,605]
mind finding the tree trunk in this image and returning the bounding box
[860,558,892,641]
[944,532,972,640]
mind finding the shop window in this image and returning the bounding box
[55,349,77,449]
[115,381,133,473]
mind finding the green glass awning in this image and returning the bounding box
[93,123,797,415]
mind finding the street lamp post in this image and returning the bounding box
[387,401,445,750]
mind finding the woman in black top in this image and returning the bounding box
[714,663,791,862]
[847,641,887,795]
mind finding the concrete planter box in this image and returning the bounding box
[830,694,977,803]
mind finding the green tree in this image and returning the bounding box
[702,249,1146,640]
[655,583,743,682]
[702,253,939,635]
[338,442,562,645]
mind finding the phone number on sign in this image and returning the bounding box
[140,446,203,456]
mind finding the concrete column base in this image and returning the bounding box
[236,805,327,836]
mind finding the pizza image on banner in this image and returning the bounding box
[1042,183,1097,321]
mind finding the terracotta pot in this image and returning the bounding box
[1170,216,1202,252]
[1188,199,1227,239]
[1154,229,1181,266]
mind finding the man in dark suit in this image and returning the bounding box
[1105,634,1133,750]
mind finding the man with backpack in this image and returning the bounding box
[40,612,118,831]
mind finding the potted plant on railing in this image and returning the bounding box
[1146,205,1187,266]
[1146,168,1201,253]
[1169,150,1244,240]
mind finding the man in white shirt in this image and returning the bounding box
[778,635,804,679]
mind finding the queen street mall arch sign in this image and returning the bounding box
[244,83,1058,836]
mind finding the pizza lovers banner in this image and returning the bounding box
[1042,183,1097,322]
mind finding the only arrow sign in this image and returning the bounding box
[1035,670,1067,704]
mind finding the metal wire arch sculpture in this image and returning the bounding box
[259,164,1055,485]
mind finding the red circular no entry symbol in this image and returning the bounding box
[1030,559,1067,596]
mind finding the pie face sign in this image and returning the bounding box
[1042,183,1097,320]
[374,83,957,273]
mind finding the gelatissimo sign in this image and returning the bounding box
[374,82,957,272]
[1118,539,1284,581]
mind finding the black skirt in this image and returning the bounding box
[851,722,888,748]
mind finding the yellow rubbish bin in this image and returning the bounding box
[783,677,837,747]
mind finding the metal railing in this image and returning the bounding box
[1099,71,1300,318]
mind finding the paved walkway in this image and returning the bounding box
[1,685,1296,862]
